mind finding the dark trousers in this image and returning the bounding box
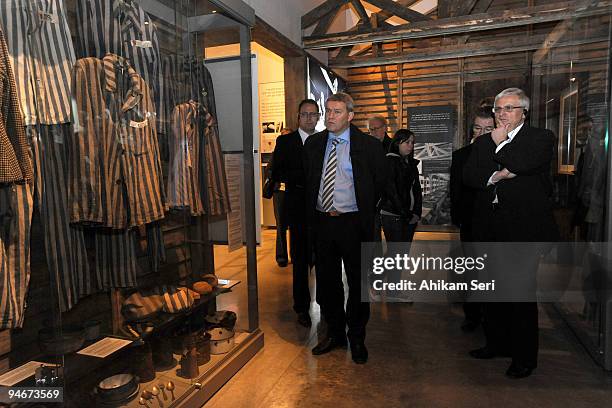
[273,190,290,263]
[381,214,417,283]
[314,211,369,342]
[460,227,482,324]
[483,302,539,368]
[290,222,311,313]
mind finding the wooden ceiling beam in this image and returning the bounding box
[350,0,372,27]
[329,33,609,68]
[302,0,348,29]
[364,0,431,22]
[304,1,612,49]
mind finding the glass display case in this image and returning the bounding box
[0,0,262,405]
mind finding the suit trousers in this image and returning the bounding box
[314,211,369,342]
[381,214,417,284]
[273,190,290,263]
[289,222,311,313]
[0,183,33,328]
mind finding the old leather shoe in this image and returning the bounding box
[312,336,347,355]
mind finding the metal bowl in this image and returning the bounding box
[38,325,85,356]
[97,373,138,402]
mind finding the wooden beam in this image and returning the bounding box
[330,34,609,68]
[304,1,612,49]
[472,0,494,13]
[302,0,347,29]
[375,0,420,23]
[364,0,431,22]
[312,8,340,36]
[350,0,371,27]
[457,0,479,16]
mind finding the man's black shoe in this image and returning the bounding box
[312,336,347,355]
[350,341,368,364]
[505,363,534,379]
[461,320,480,332]
[297,312,312,328]
[469,347,497,359]
[277,260,288,267]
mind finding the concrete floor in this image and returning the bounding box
[208,230,612,407]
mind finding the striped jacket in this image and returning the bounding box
[70,54,165,228]
[0,27,32,183]
[162,55,230,215]
[0,0,76,125]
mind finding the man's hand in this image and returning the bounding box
[490,168,516,183]
[491,123,510,146]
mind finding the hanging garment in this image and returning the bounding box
[0,26,33,184]
[70,54,165,229]
[0,184,33,329]
[76,0,163,131]
[167,101,205,216]
[162,55,230,215]
[95,228,138,289]
[28,124,93,312]
[0,0,76,126]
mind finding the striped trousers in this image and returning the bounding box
[28,124,92,312]
[0,183,33,328]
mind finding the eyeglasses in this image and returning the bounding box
[299,112,320,118]
[492,105,524,114]
[472,125,494,133]
[369,125,385,131]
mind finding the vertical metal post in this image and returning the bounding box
[240,24,259,332]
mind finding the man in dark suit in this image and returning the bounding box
[450,108,494,332]
[463,88,558,379]
[270,99,320,327]
[303,92,387,364]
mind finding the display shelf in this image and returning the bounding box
[96,329,263,407]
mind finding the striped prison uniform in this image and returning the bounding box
[76,0,163,132]
[0,0,76,126]
[121,285,200,321]
[1,2,95,312]
[28,125,93,312]
[0,184,33,329]
[0,27,33,328]
[70,54,165,229]
[167,101,205,216]
[162,55,230,216]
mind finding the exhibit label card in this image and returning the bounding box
[77,337,132,359]
[0,361,48,386]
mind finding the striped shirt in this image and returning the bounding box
[162,55,230,215]
[167,101,205,216]
[76,0,162,129]
[70,54,165,229]
[0,26,33,183]
[0,0,76,125]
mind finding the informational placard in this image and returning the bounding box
[225,154,243,252]
[0,361,47,386]
[408,105,455,226]
[77,337,132,358]
[259,82,285,153]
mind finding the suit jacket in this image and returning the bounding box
[303,124,387,239]
[270,130,307,226]
[463,124,558,242]
[450,144,476,233]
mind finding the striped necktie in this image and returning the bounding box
[321,138,341,212]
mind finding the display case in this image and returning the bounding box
[0,0,262,405]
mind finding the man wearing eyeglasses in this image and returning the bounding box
[270,99,320,327]
[368,115,393,152]
[463,88,558,379]
[450,107,495,333]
